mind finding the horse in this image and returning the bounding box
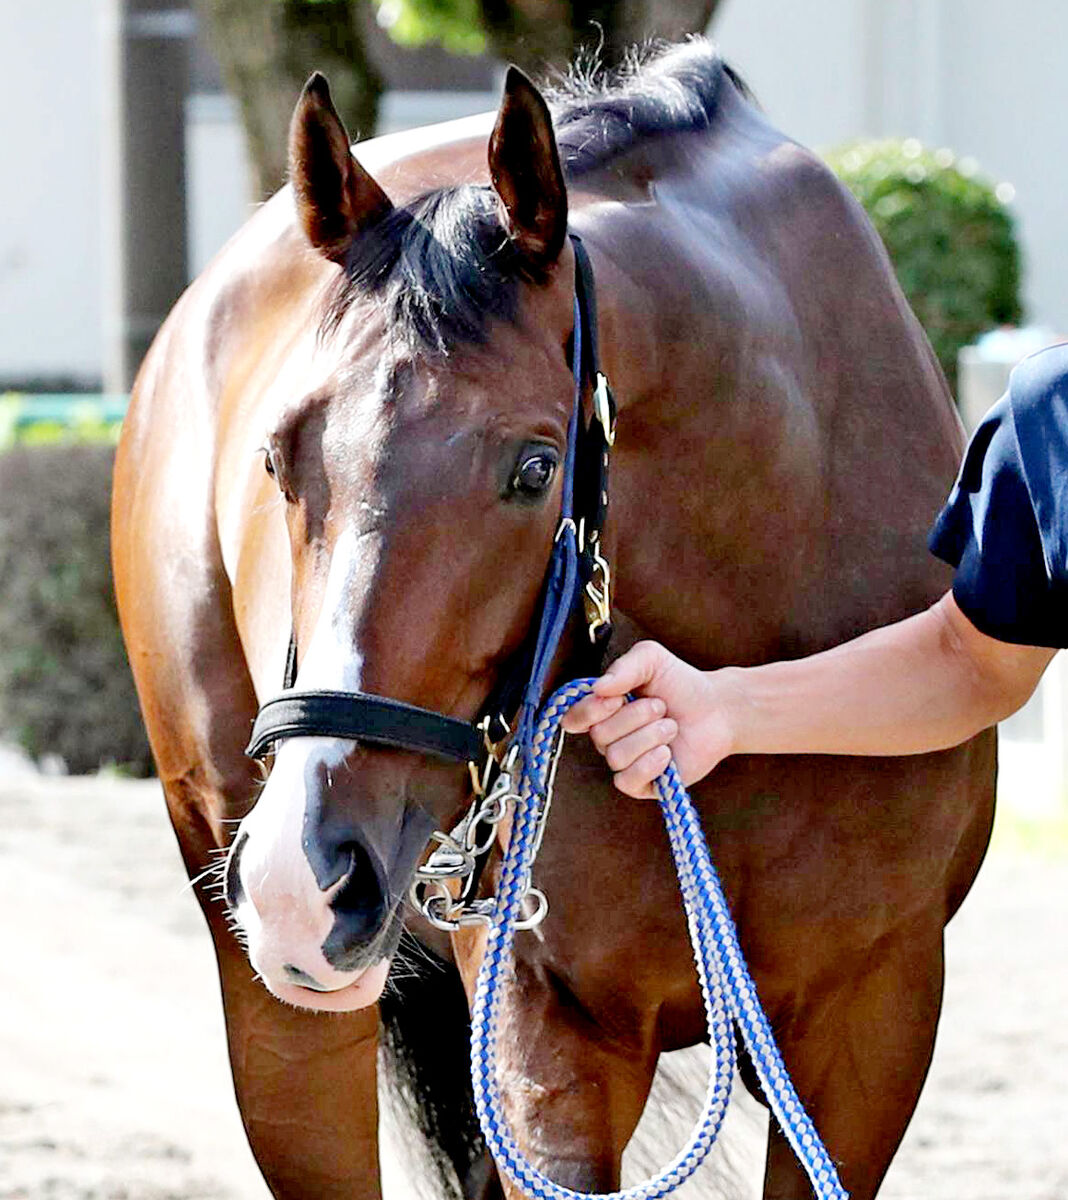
[112,39,996,1200]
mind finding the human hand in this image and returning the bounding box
[561,641,736,798]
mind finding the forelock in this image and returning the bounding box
[323,186,525,355]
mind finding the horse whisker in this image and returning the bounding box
[179,856,228,897]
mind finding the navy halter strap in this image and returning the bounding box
[245,233,616,766]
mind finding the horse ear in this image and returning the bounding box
[288,73,392,263]
[488,66,568,272]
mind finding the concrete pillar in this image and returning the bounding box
[103,0,193,392]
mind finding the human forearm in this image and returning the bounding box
[725,592,1053,758]
[564,592,1054,798]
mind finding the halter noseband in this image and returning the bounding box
[245,233,616,780]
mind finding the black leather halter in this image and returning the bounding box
[245,234,615,767]
[246,690,482,763]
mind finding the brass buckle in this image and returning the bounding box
[593,373,616,447]
[467,760,486,798]
[583,539,612,642]
[468,715,516,797]
[480,714,515,767]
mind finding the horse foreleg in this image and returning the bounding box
[457,945,658,1197]
[756,922,945,1200]
[167,782,384,1200]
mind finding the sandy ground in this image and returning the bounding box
[1,762,1065,1199]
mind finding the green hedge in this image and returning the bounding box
[0,406,153,776]
[825,138,1023,395]
[0,392,126,450]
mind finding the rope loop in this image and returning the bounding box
[469,678,849,1200]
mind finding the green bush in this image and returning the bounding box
[0,439,153,776]
[825,138,1023,394]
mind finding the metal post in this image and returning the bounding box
[103,0,193,392]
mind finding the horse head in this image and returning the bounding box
[225,69,591,1011]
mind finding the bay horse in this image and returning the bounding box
[112,40,995,1200]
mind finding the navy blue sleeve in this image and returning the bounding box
[928,343,1068,648]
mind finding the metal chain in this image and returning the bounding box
[409,739,558,932]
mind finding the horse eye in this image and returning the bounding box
[511,448,558,497]
[263,450,276,479]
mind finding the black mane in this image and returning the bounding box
[552,39,737,176]
[325,39,738,353]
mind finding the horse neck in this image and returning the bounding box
[590,221,834,667]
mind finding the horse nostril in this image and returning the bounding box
[330,839,387,926]
[321,838,389,968]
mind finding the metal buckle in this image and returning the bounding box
[416,886,497,931]
[415,831,476,879]
[593,373,616,447]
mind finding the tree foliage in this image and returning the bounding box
[374,0,487,54]
[374,0,721,74]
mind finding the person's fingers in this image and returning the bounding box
[612,744,672,799]
[585,697,667,753]
[560,692,625,734]
[592,641,667,699]
[601,718,677,774]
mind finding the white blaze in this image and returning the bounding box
[231,528,387,1011]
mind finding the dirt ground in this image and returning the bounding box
[0,764,1065,1200]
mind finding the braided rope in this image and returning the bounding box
[469,679,848,1200]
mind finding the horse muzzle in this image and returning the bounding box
[223,736,434,1011]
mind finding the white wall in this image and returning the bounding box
[185,94,255,277]
[712,0,871,148]
[936,0,1068,336]
[0,0,106,383]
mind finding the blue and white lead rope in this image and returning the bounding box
[469,679,849,1200]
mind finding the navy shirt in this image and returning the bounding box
[929,342,1068,648]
